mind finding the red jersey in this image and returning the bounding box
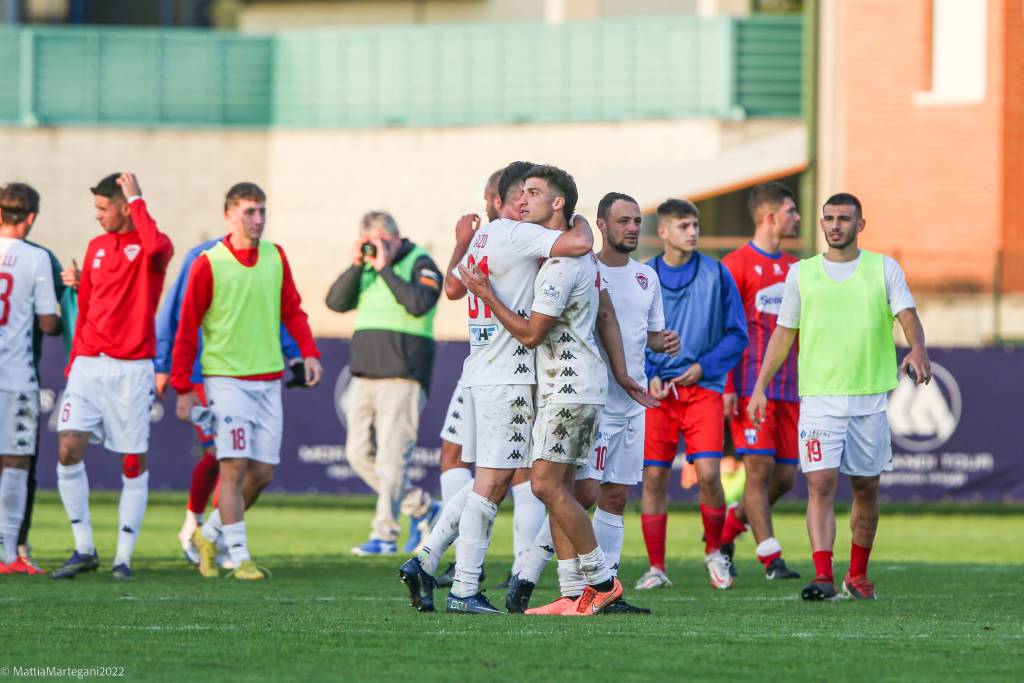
[170,235,319,394]
[722,242,798,402]
[70,199,173,369]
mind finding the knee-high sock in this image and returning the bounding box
[700,504,726,555]
[418,479,473,575]
[57,462,93,554]
[440,468,472,505]
[519,515,556,584]
[450,492,498,598]
[0,468,29,564]
[188,452,219,515]
[592,508,624,577]
[114,472,149,567]
[640,513,666,571]
[223,521,251,565]
[511,481,546,575]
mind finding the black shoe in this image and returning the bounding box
[600,597,652,615]
[51,550,100,580]
[801,578,840,601]
[446,591,502,614]
[765,557,800,580]
[720,542,738,577]
[505,573,535,613]
[497,569,512,589]
[435,561,456,588]
[398,557,436,612]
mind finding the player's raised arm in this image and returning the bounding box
[549,214,594,257]
[117,173,174,270]
[444,213,479,300]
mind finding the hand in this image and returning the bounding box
[351,235,370,267]
[368,237,395,272]
[901,345,932,385]
[61,259,81,289]
[648,376,671,400]
[619,375,659,409]
[672,362,703,387]
[723,392,738,418]
[175,391,196,421]
[303,357,324,387]
[154,372,169,399]
[457,263,493,302]
[455,213,481,246]
[661,330,680,356]
[117,172,141,199]
[746,390,768,429]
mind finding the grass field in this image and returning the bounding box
[5,492,1023,682]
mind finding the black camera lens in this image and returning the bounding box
[361,243,377,258]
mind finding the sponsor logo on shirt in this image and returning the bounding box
[124,244,141,262]
[540,283,562,302]
[635,273,649,290]
[755,282,786,315]
[469,324,497,346]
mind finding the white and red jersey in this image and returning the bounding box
[722,241,798,402]
[532,253,607,406]
[453,217,560,388]
[0,237,57,391]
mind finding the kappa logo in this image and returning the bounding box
[550,443,566,455]
[635,272,649,290]
[556,332,574,343]
[888,361,961,452]
[557,385,578,395]
[452,411,461,420]
[508,450,524,461]
[17,393,29,402]
[511,396,528,407]
[446,426,458,435]
[457,396,464,404]
[516,309,529,318]
[513,345,529,357]
[541,545,555,554]
[556,408,573,418]
[513,363,530,375]
[508,432,526,443]
[559,350,577,361]
[121,525,135,535]
[552,424,569,438]
[124,244,141,262]
[511,414,527,425]
[560,367,578,377]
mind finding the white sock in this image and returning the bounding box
[0,468,29,564]
[451,492,498,598]
[511,481,546,575]
[223,521,251,565]
[519,515,556,584]
[440,468,472,505]
[557,558,586,598]
[756,537,783,560]
[593,508,625,577]
[201,508,224,543]
[578,545,613,587]
[57,462,94,554]
[114,472,149,568]
[418,479,473,575]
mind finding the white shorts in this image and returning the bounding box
[531,402,601,468]
[461,384,533,470]
[59,356,154,453]
[798,411,893,477]
[439,382,464,447]
[0,390,39,456]
[577,411,644,485]
[205,377,283,466]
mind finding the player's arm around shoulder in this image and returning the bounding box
[549,214,594,257]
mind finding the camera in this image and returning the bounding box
[361,242,377,258]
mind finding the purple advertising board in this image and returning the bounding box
[34,339,1024,502]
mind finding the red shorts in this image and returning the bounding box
[192,383,215,449]
[644,384,724,466]
[729,397,799,465]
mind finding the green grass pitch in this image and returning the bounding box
[4,492,1022,682]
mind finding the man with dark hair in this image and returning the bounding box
[53,173,174,581]
[174,182,321,580]
[718,181,802,581]
[158,183,304,569]
[637,197,748,592]
[749,193,929,601]
[0,183,61,575]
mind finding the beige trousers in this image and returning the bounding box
[343,376,431,541]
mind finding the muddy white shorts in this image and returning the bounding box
[461,384,534,470]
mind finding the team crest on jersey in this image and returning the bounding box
[773,263,783,275]
[635,273,649,290]
[124,244,141,262]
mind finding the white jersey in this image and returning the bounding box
[597,258,665,417]
[0,237,57,391]
[455,217,560,388]
[532,253,607,406]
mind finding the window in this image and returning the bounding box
[915,0,988,105]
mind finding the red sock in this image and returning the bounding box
[757,551,782,568]
[187,452,219,514]
[700,504,726,554]
[849,542,872,578]
[641,513,668,571]
[812,550,834,583]
[720,506,748,545]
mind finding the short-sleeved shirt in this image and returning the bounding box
[778,252,915,417]
[0,237,58,391]
[532,253,607,406]
[455,217,560,387]
[597,258,664,417]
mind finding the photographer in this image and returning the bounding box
[326,211,442,556]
